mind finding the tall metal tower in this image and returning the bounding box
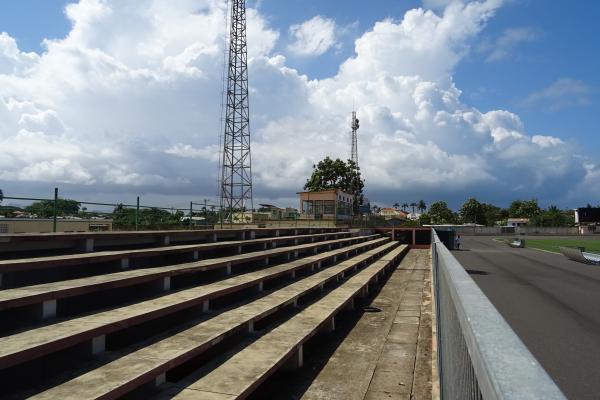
[220,0,253,221]
[350,111,360,167]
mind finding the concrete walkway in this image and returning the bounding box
[301,249,432,400]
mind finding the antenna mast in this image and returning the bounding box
[219,0,253,222]
[350,111,359,167]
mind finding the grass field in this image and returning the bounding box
[525,238,600,254]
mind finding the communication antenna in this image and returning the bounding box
[350,110,359,168]
[219,0,253,222]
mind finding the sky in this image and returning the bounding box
[0,0,598,211]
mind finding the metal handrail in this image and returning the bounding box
[432,229,565,399]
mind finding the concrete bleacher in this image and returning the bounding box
[559,246,600,265]
[0,228,421,399]
[0,227,340,256]
[0,233,365,314]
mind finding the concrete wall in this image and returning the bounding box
[0,219,112,234]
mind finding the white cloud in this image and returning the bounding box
[0,0,595,208]
[481,27,539,62]
[165,143,219,160]
[524,78,591,110]
[288,16,338,57]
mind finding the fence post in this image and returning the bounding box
[135,196,140,231]
[52,187,58,233]
[189,201,193,230]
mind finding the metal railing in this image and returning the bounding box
[0,188,338,232]
[431,229,565,399]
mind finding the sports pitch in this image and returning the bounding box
[523,238,600,254]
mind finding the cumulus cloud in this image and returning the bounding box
[287,16,338,57]
[523,78,591,110]
[0,0,595,208]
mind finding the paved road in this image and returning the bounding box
[453,236,600,400]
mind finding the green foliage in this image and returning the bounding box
[428,201,456,224]
[508,199,541,218]
[459,197,484,224]
[526,238,600,254]
[419,213,432,225]
[481,203,505,226]
[304,157,364,214]
[112,205,185,230]
[458,198,509,226]
[25,199,80,218]
[402,219,421,227]
[417,200,426,213]
[0,188,3,204]
[0,205,23,217]
[530,205,574,227]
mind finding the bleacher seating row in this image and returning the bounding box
[0,229,409,399]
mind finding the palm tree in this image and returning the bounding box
[410,202,417,214]
[393,202,400,210]
[402,203,409,212]
[417,200,426,213]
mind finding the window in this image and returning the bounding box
[0,224,8,234]
[323,201,335,215]
[314,200,324,217]
[302,200,314,214]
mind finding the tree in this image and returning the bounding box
[509,199,541,219]
[481,203,503,226]
[304,157,364,215]
[393,202,400,210]
[25,199,80,218]
[410,202,417,214]
[0,188,3,204]
[531,205,573,227]
[459,197,485,224]
[112,205,184,229]
[428,201,456,224]
[419,213,432,225]
[402,203,409,212]
[417,200,426,214]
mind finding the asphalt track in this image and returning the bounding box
[453,236,600,400]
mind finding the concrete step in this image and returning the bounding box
[0,227,341,257]
[0,235,376,318]
[0,232,350,288]
[0,237,389,371]
[20,242,399,400]
[299,249,430,400]
[159,245,409,400]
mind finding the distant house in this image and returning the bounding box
[575,207,600,234]
[258,204,284,220]
[407,212,422,221]
[507,218,529,228]
[297,189,354,220]
[378,208,408,220]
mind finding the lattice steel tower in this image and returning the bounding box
[220,0,253,221]
[350,111,360,167]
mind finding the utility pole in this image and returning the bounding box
[219,0,253,224]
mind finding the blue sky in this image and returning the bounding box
[263,0,600,151]
[0,0,599,210]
